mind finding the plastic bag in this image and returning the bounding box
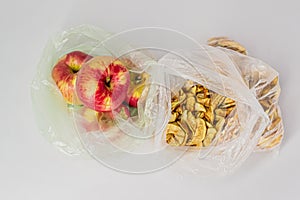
[31,25,111,155]
[223,50,283,151]
[31,25,283,174]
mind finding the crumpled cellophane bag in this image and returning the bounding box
[31,25,283,174]
[222,49,283,151]
[158,46,283,174]
[31,25,112,155]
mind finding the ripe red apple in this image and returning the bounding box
[116,58,149,108]
[77,107,100,132]
[52,51,92,105]
[76,104,130,132]
[76,56,130,112]
[126,72,149,107]
[97,104,130,131]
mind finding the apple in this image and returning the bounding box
[126,71,149,107]
[76,104,130,132]
[113,58,149,108]
[77,107,99,132]
[97,104,130,131]
[76,56,130,112]
[52,51,92,105]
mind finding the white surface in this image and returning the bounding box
[0,0,299,199]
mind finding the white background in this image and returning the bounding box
[1,0,299,199]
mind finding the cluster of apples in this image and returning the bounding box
[52,51,148,131]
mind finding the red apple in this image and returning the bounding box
[76,104,130,132]
[77,107,99,132]
[76,56,130,112]
[126,72,149,107]
[52,51,92,105]
[117,58,149,107]
[97,104,130,131]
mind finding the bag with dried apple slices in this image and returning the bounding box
[31,25,283,174]
[158,42,283,173]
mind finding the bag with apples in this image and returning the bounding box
[32,25,283,174]
[32,25,125,155]
[32,25,170,161]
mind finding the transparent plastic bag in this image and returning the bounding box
[31,25,283,174]
[158,47,269,173]
[222,49,283,151]
[31,25,111,155]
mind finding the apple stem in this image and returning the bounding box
[105,76,111,88]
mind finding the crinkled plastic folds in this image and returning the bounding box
[31,25,283,174]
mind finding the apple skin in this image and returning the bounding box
[77,104,130,132]
[97,104,130,131]
[52,51,92,105]
[65,51,93,72]
[114,58,149,108]
[78,107,100,132]
[125,72,149,107]
[76,56,130,112]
